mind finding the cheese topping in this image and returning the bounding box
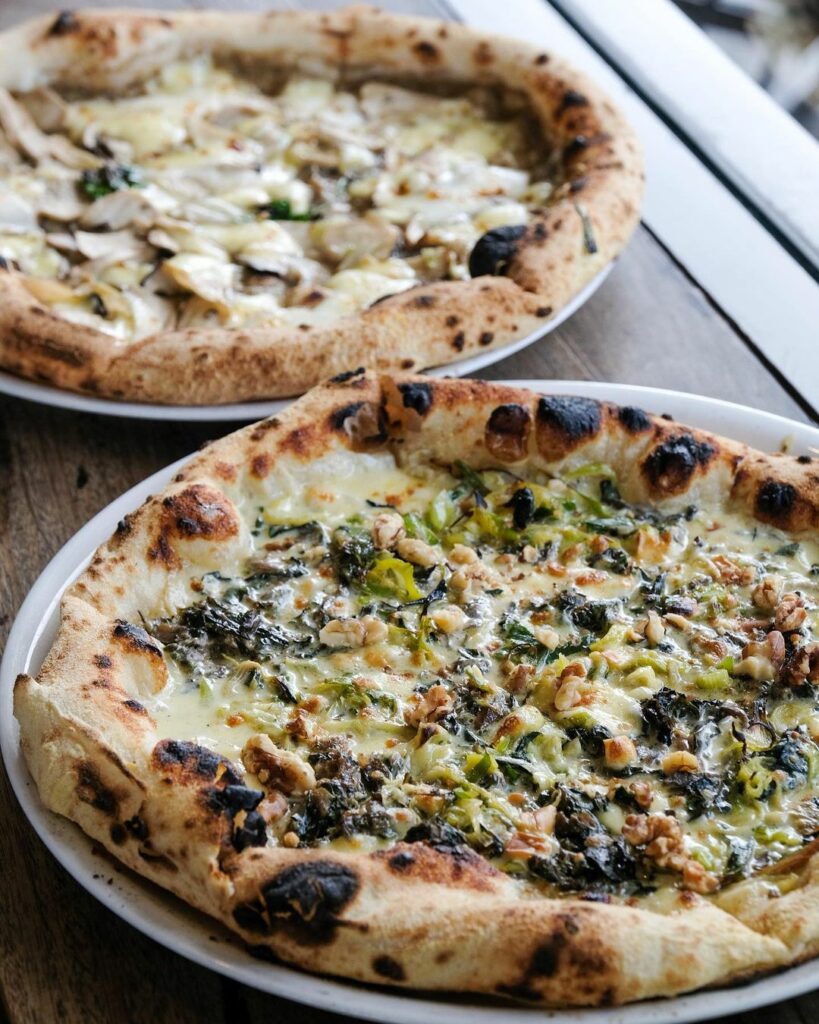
[0,59,556,341]
[140,454,819,903]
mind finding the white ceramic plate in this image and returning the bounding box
[3,380,819,1024]
[0,268,610,422]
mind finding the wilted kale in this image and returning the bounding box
[556,588,619,635]
[331,527,376,586]
[80,163,142,198]
[528,786,638,893]
[665,771,731,819]
[499,618,586,669]
[590,545,631,575]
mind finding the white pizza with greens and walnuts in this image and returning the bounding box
[0,7,641,404]
[15,374,819,1007]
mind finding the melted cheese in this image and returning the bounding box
[135,453,819,903]
[0,60,554,340]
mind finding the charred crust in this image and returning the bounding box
[48,10,80,35]
[397,381,433,416]
[413,40,439,62]
[251,453,271,479]
[150,485,238,567]
[152,739,242,786]
[234,901,269,934]
[410,293,436,308]
[537,395,601,447]
[756,479,797,521]
[617,405,651,433]
[643,433,715,494]
[94,654,112,669]
[110,823,127,845]
[372,955,406,981]
[485,403,532,462]
[479,331,494,346]
[535,306,552,318]
[76,762,117,815]
[125,815,149,841]
[328,367,365,384]
[468,225,526,278]
[261,861,359,939]
[112,620,162,658]
[205,784,267,851]
[557,89,589,116]
[122,698,147,714]
[452,331,465,351]
[388,850,415,871]
[330,401,365,430]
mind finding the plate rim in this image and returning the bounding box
[3,378,819,1023]
[0,267,610,423]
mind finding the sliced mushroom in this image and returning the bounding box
[311,212,399,268]
[81,123,134,165]
[37,182,86,222]
[0,193,37,232]
[162,252,236,307]
[0,88,100,170]
[18,88,67,133]
[80,189,157,231]
[74,229,145,263]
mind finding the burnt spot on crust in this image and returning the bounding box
[205,784,267,852]
[452,331,465,351]
[388,850,415,871]
[251,454,271,479]
[756,480,797,522]
[76,762,118,815]
[479,331,494,347]
[557,89,589,117]
[413,40,439,62]
[152,739,242,786]
[643,433,715,494]
[94,654,112,669]
[48,10,80,35]
[125,814,149,841]
[496,911,607,1003]
[372,955,406,981]
[329,401,387,447]
[255,861,360,941]
[397,382,433,416]
[485,403,532,462]
[329,367,365,384]
[122,698,147,715]
[536,396,601,459]
[468,225,526,278]
[617,405,651,433]
[112,620,162,659]
[149,485,238,569]
[410,293,436,308]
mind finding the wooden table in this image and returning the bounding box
[1,2,818,1023]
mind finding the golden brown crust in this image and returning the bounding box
[17,374,819,1005]
[0,7,642,404]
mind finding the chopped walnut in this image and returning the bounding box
[501,662,535,695]
[775,592,807,632]
[372,511,405,549]
[628,780,654,810]
[603,735,638,770]
[780,642,819,687]
[319,614,387,648]
[242,734,316,794]
[554,663,590,711]
[404,683,453,727]
[429,604,468,634]
[643,609,665,646]
[732,630,785,681]
[396,537,439,567]
[752,575,781,611]
[710,555,756,586]
[662,750,699,774]
[622,813,718,893]
[449,543,478,565]
[589,535,609,555]
[450,559,497,593]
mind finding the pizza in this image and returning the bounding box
[0,7,641,405]
[14,372,819,1006]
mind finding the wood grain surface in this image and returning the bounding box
[0,3,817,1023]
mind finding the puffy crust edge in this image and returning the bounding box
[14,373,819,1005]
[0,6,642,404]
